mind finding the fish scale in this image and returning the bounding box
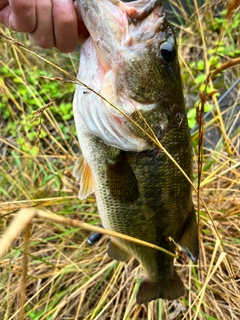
[73,0,198,303]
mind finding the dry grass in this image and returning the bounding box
[0,1,239,319]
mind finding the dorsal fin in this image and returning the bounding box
[73,154,95,200]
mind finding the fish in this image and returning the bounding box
[73,0,198,304]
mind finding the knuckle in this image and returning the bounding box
[11,2,32,12]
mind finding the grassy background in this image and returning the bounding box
[0,0,239,319]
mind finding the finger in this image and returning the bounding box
[0,0,36,32]
[0,0,9,10]
[52,0,79,53]
[0,2,11,27]
[30,0,55,49]
[9,0,36,32]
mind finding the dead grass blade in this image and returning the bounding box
[0,208,175,258]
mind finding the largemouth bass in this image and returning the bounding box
[73,0,198,304]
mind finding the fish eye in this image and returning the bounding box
[160,42,176,64]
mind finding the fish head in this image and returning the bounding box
[75,0,184,151]
[120,9,178,103]
[77,0,182,104]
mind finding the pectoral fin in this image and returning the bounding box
[108,240,131,262]
[73,155,95,200]
[178,208,199,263]
[106,152,139,203]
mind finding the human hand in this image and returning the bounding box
[0,0,89,53]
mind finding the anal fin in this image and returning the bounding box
[108,240,131,262]
[73,154,95,200]
[178,208,199,263]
